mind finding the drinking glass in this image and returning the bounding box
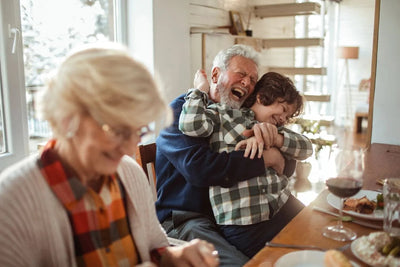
[323,148,365,241]
[383,178,400,237]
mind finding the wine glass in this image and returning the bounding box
[322,148,365,241]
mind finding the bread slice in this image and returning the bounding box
[324,250,352,267]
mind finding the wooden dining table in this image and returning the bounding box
[244,143,400,267]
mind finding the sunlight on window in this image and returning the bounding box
[20,0,114,152]
[33,0,108,42]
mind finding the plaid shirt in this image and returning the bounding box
[38,140,138,266]
[179,89,313,225]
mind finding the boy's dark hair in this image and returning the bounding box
[243,72,304,120]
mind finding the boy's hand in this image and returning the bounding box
[244,123,283,149]
[235,136,264,159]
[193,69,210,94]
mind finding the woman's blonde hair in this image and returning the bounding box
[39,43,171,138]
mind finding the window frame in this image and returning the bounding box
[0,0,128,171]
[0,0,30,171]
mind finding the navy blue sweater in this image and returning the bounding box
[155,94,266,222]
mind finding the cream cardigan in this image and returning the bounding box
[0,154,169,267]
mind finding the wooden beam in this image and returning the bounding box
[266,67,327,76]
[254,2,321,18]
[189,4,230,28]
[303,93,331,102]
[262,38,324,48]
[235,37,324,49]
[298,115,335,127]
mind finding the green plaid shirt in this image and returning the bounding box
[179,89,313,225]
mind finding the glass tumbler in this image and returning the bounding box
[383,178,400,237]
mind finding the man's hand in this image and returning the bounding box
[235,136,264,159]
[193,69,210,94]
[263,148,285,175]
[160,239,219,267]
[243,123,283,149]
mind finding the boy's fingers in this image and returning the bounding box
[258,143,264,158]
[242,129,254,138]
[250,141,257,159]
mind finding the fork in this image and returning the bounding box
[265,242,350,252]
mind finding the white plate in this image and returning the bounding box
[351,235,397,267]
[274,250,359,267]
[351,237,374,266]
[327,190,383,221]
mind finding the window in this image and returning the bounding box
[19,0,125,152]
[0,0,125,170]
[0,0,30,170]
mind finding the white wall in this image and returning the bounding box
[128,0,154,72]
[371,0,400,145]
[335,0,374,125]
[128,0,192,103]
[153,0,192,103]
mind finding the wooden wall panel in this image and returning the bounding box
[189,3,230,28]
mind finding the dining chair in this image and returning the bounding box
[135,142,187,247]
[135,143,157,201]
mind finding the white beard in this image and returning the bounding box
[216,84,243,109]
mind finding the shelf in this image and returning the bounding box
[266,67,327,76]
[297,115,335,127]
[263,38,324,48]
[254,2,321,18]
[235,37,324,49]
[303,93,331,102]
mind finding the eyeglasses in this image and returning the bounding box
[101,124,152,143]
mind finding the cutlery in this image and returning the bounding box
[312,206,382,230]
[265,242,350,252]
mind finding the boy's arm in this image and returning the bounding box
[157,95,266,188]
[279,127,313,160]
[179,89,218,137]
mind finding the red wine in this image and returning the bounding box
[326,178,362,198]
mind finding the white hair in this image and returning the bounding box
[212,44,260,71]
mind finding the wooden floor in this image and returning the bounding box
[330,125,368,150]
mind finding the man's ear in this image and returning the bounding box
[211,67,220,84]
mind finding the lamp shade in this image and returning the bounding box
[337,46,359,59]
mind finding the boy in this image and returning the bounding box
[179,71,313,257]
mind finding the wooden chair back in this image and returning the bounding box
[134,142,188,247]
[135,143,157,200]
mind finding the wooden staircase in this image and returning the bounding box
[236,1,333,127]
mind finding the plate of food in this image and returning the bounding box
[351,231,400,267]
[327,190,384,221]
[274,250,359,267]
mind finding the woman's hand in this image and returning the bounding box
[160,239,219,267]
[194,69,210,94]
[235,136,264,159]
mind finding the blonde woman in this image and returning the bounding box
[0,43,219,267]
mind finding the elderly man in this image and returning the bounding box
[155,44,299,266]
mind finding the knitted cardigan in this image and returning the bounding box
[0,154,169,267]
